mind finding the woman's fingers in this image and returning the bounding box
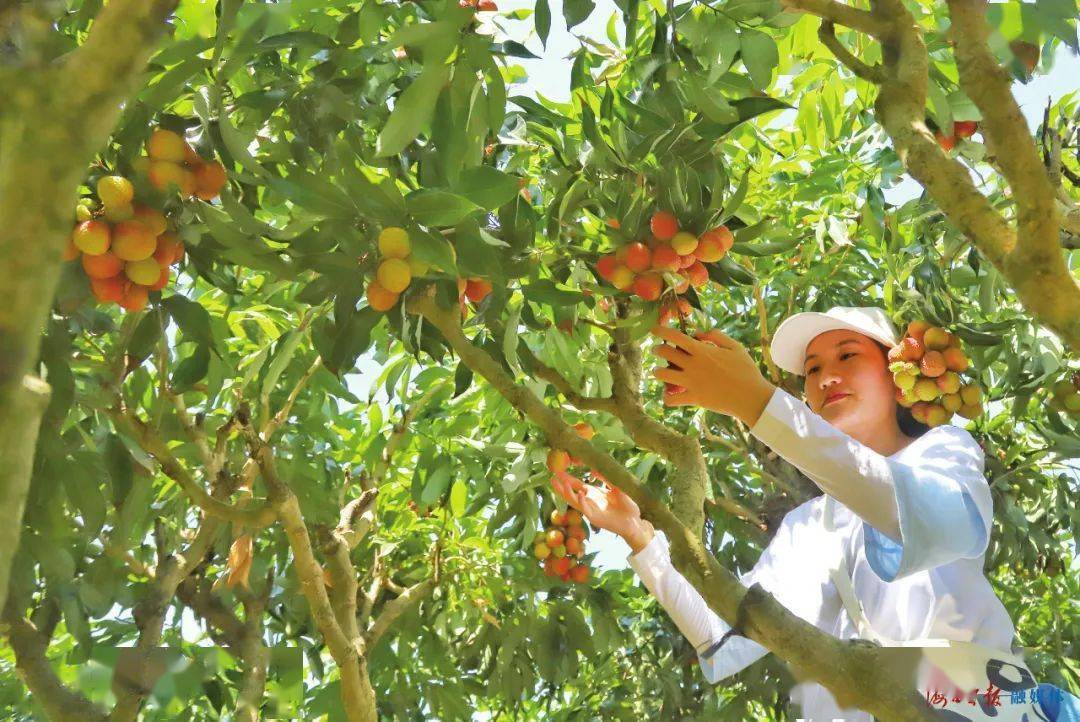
[663,387,699,406]
[652,344,692,366]
[552,471,590,511]
[696,328,735,349]
[651,325,704,354]
[550,474,578,509]
[651,366,686,384]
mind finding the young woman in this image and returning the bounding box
[552,306,1078,721]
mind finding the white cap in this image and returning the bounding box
[771,306,899,376]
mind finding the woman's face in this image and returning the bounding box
[802,330,895,433]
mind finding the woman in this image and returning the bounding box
[552,306,1077,721]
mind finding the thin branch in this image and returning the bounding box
[751,282,781,384]
[170,393,214,469]
[781,0,890,37]
[112,407,276,529]
[263,355,322,439]
[363,545,441,648]
[522,347,619,413]
[818,20,886,83]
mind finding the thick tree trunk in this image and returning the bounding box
[0,375,48,616]
[0,0,177,615]
[341,655,379,722]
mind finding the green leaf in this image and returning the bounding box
[410,226,459,274]
[739,29,778,89]
[454,167,520,209]
[172,344,211,389]
[162,295,215,348]
[564,0,596,29]
[113,472,155,549]
[502,303,523,376]
[127,311,162,367]
[104,436,134,509]
[522,280,586,307]
[62,457,106,538]
[450,479,468,517]
[329,308,382,374]
[406,189,481,226]
[453,361,473,398]
[376,62,452,158]
[421,465,452,506]
[535,0,551,46]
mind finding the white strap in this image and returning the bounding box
[823,495,951,648]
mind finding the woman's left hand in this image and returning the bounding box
[650,325,776,425]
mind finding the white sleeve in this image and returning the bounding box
[747,387,992,581]
[628,532,770,683]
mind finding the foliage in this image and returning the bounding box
[0,0,1077,720]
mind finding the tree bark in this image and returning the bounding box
[409,292,937,722]
[0,0,177,615]
[0,375,48,620]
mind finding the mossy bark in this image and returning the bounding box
[0,0,177,614]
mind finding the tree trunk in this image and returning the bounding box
[0,0,177,615]
[0,375,49,617]
[341,654,378,722]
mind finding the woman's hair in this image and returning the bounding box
[872,341,931,438]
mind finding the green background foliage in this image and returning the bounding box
[1,0,1076,719]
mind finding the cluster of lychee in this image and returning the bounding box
[889,320,982,427]
[134,128,228,201]
[1048,372,1080,416]
[366,226,424,312]
[63,129,227,312]
[65,176,185,311]
[533,508,591,584]
[595,211,733,306]
[364,226,493,313]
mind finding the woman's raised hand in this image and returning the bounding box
[551,471,655,554]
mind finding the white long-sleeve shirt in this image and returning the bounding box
[629,387,1016,721]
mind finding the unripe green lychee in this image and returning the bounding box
[960,384,982,406]
[894,372,917,391]
[914,378,941,401]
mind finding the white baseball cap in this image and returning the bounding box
[771,306,900,376]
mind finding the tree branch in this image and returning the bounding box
[110,518,223,722]
[944,2,1078,347]
[241,427,377,721]
[818,20,886,83]
[242,429,355,659]
[2,601,109,722]
[517,343,619,414]
[263,355,322,439]
[363,545,441,649]
[406,291,936,722]
[781,0,890,37]
[112,407,276,528]
[323,489,379,642]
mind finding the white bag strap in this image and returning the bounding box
[823,495,882,643]
[823,495,954,649]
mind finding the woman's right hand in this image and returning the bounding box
[551,471,655,554]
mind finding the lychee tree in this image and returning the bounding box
[0,1,1077,721]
